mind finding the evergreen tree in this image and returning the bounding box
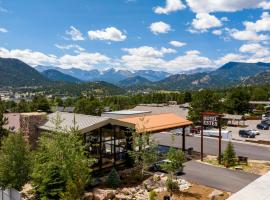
[0,107,8,144]
[223,142,236,167]
[0,133,31,190]
[32,127,96,199]
[107,168,121,188]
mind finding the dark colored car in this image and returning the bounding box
[239,130,256,138]
[262,119,270,125]
[149,159,183,175]
[257,123,270,130]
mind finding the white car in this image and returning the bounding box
[248,129,260,135]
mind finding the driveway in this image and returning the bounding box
[153,133,270,160]
[180,161,259,193]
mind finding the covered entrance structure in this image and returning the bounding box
[39,112,192,171]
[119,113,193,152]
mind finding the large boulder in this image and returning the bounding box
[84,192,94,200]
[92,188,115,200]
[208,189,224,199]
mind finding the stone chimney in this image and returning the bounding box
[20,112,47,149]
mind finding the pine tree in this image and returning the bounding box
[0,105,8,144]
[107,168,121,188]
[0,133,31,190]
[223,142,236,167]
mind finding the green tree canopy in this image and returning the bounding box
[30,95,51,112]
[0,133,31,190]
[225,88,251,114]
[188,90,222,122]
[32,127,96,199]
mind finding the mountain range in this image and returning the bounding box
[0,57,49,87]
[1,57,270,92]
[35,65,171,83]
[241,70,270,86]
[41,69,82,83]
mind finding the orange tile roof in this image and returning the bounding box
[119,113,192,133]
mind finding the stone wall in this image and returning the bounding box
[19,112,47,149]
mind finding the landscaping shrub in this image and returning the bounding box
[165,177,179,192]
[149,190,156,200]
[223,142,236,167]
[107,168,121,188]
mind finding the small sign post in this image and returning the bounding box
[201,112,222,164]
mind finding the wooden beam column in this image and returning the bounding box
[113,126,116,167]
[99,128,102,170]
[182,126,186,152]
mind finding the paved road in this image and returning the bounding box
[153,133,270,160]
[180,161,259,193]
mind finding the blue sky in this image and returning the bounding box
[1,0,270,72]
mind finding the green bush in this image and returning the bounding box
[223,142,236,167]
[107,168,121,188]
[149,190,157,200]
[165,177,179,192]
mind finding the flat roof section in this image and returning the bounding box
[119,113,193,133]
[103,110,151,115]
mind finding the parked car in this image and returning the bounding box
[262,119,270,125]
[248,129,260,135]
[262,112,270,120]
[149,159,183,175]
[239,130,256,138]
[257,123,270,130]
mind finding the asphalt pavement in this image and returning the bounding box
[180,161,259,193]
[153,133,270,160]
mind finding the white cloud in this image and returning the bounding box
[0,27,8,33]
[244,12,270,32]
[58,52,110,69]
[169,40,186,47]
[186,0,267,13]
[120,46,177,71]
[215,53,245,66]
[221,17,229,22]
[239,43,270,57]
[212,29,222,35]
[191,13,222,32]
[88,27,127,42]
[258,1,270,9]
[0,48,57,66]
[65,26,84,41]
[229,29,269,41]
[55,44,85,52]
[239,43,264,53]
[149,21,172,34]
[164,50,212,71]
[228,12,270,42]
[122,46,175,58]
[120,46,212,72]
[154,0,186,14]
[0,47,111,70]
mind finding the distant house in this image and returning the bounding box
[52,106,75,113]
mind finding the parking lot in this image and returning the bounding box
[226,120,270,142]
